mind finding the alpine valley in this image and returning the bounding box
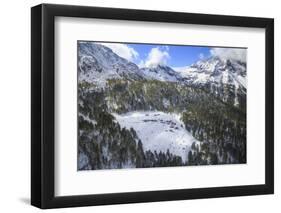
[78,42,247,170]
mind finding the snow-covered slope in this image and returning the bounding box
[139,65,182,82]
[113,111,199,162]
[78,42,184,85]
[176,57,247,107]
[177,57,247,89]
[78,42,143,86]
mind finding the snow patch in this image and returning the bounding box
[113,111,199,162]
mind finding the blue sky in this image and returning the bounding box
[99,42,247,68]
[129,44,211,67]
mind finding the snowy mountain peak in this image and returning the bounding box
[78,42,143,86]
[139,65,182,82]
[174,57,247,107]
[178,57,247,89]
[79,42,185,85]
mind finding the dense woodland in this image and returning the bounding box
[78,79,246,170]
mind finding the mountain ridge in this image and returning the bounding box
[79,42,247,108]
[79,42,246,88]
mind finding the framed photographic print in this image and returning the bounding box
[31,3,274,209]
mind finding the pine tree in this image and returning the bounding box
[136,140,145,168]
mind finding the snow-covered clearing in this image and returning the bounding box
[113,111,199,162]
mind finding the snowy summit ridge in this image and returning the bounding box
[79,42,246,90]
[177,57,247,89]
[78,42,143,86]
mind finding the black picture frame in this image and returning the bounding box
[31,3,274,209]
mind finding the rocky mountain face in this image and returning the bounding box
[78,42,247,170]
[177,57,247,109]
[78,42,143,86]
[139,65,182,82]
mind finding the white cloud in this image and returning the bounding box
[199,53,205,60]
[210,48,247,62]
[100,43,139,62]
[140,47,170,68]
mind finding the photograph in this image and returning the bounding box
[77,41,247,170]
[30,3,274,209]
